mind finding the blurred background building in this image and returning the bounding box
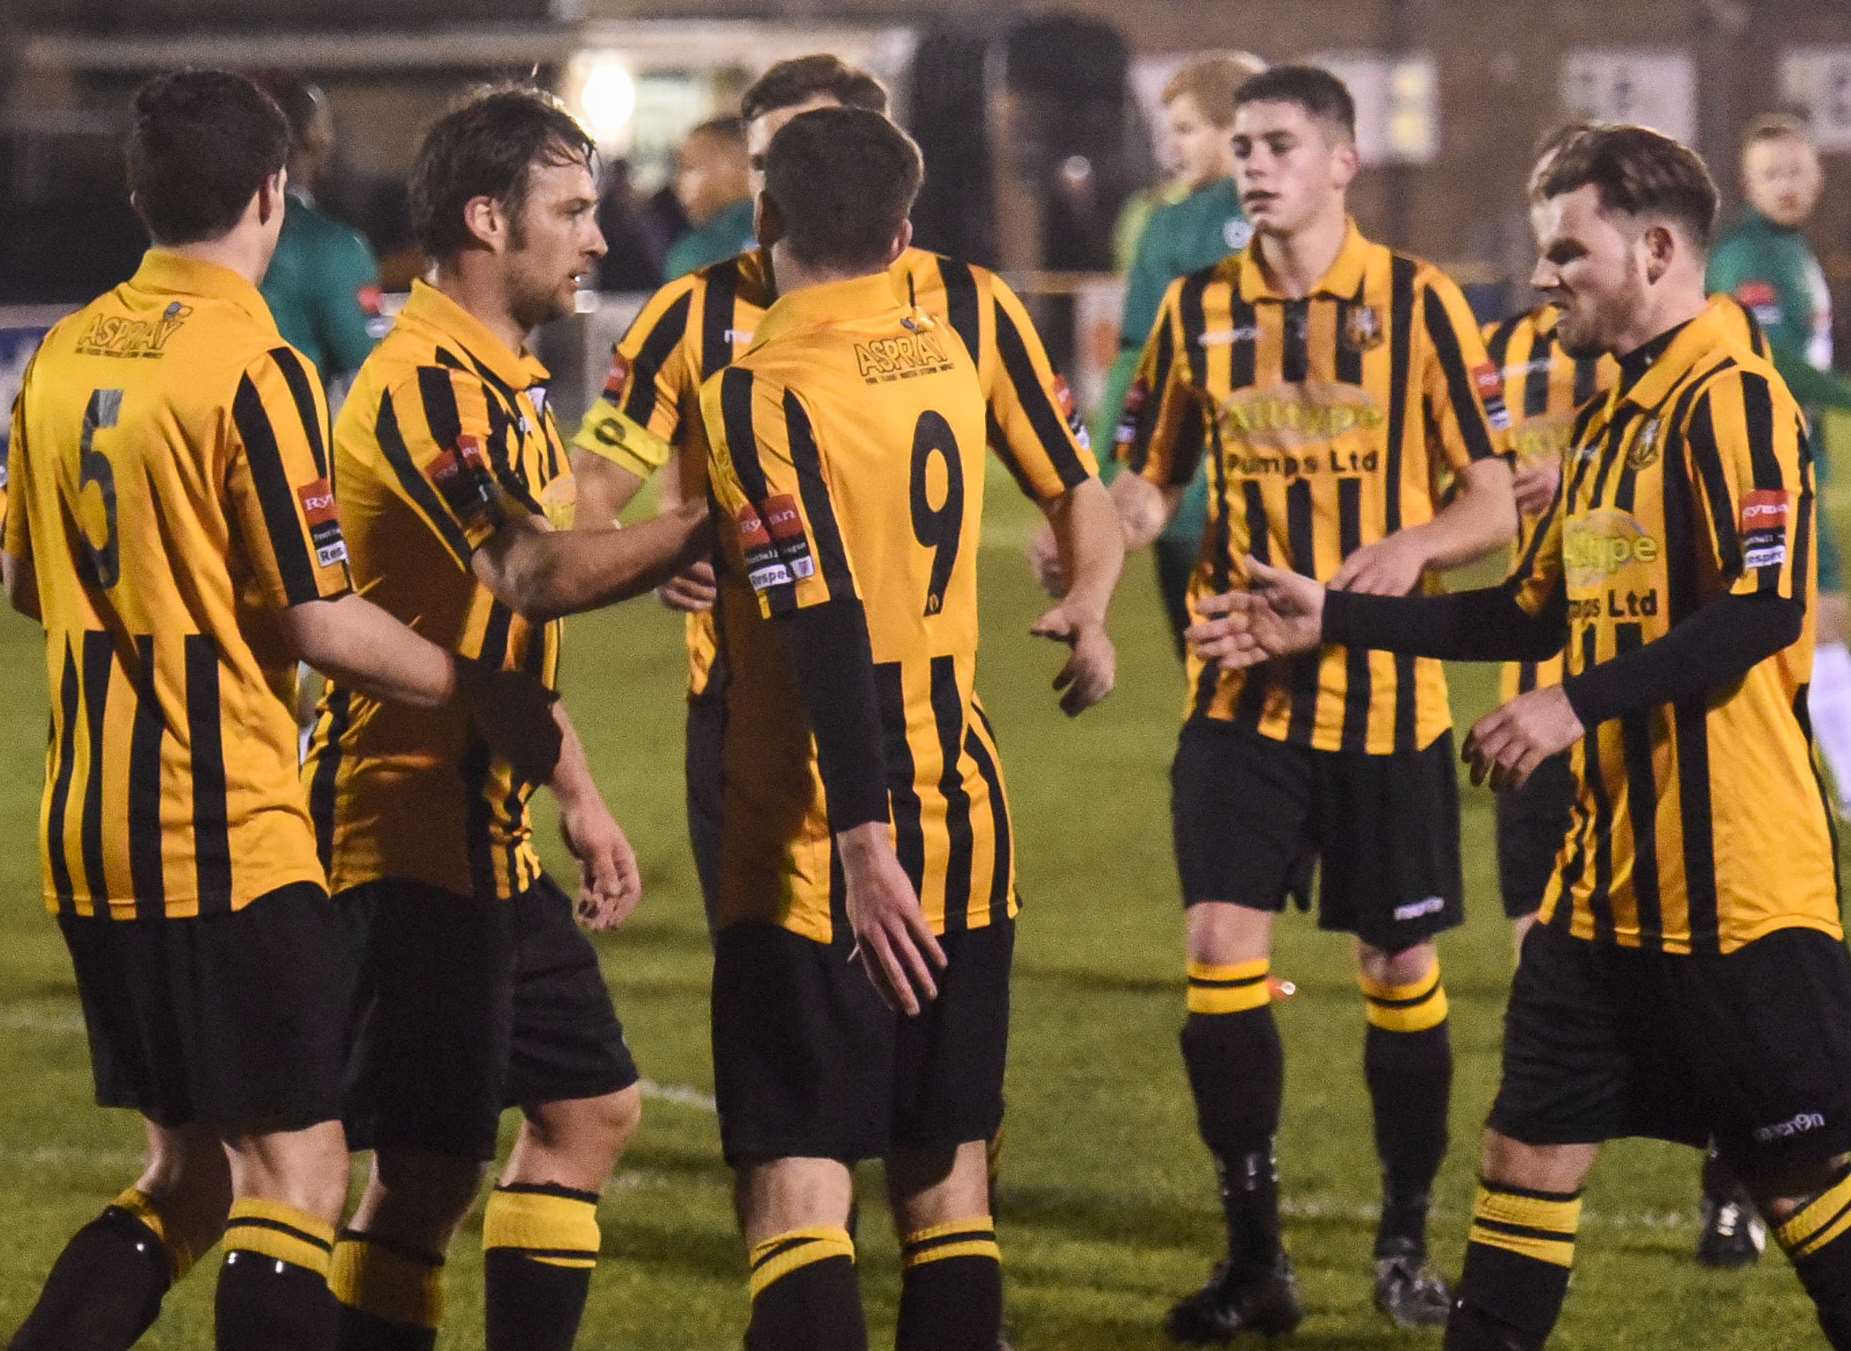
[4,0,1851,425]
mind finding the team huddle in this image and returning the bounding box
[1,44,1848,1351]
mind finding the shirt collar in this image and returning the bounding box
[752,270,910,348]
[130,249,275,331]
[397,279,550,390]
[1619,298,1741,410]
[1238,217,1371,303]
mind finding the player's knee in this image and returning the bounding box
[1479,1131,1597,1196]
[1186,901,1271,967]
[529,1085,643,1167]
[370,1149,492,1236]
[1358,938,1436,988]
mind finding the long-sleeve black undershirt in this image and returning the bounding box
[774,597,890,832]
[1322,584,1802,727]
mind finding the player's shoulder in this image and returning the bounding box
[690,247,776,304]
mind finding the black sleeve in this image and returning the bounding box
[774,598,890,832]
[1560,592,1803,726]
[1321,582,1566,662]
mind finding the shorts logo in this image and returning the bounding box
[1342,304,1384,352]
[296,476,348,567]
[1199,327,1263,347]
[1753,1111,1826,1144]
[1393,896,1445,922]
[737,493,814,594]
[1741,488,1790,570]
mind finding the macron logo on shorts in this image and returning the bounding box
[1393,896,1446,923]
[1753,1111,1826,1144]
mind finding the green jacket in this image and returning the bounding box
[260,190,380,383]
[664,199,756,282]
[1100,177,1250,544]
[1707,208,1851,414]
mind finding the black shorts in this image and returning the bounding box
[59,882,354,1132]
[1491,923,1851,1179]
[1494,751,1576,920]
[711,919,1012,1167]
[1170,719,1464,950]
[341,874,639,1161]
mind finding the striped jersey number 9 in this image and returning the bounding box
[79,388,123,589]
[909,411,964,616]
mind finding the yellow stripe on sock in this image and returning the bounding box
[111,1187,194,1280]
[748,1226,856,1299]
[1187,958,1272,1014]
[1777,1170,1851,1259]
[1468,1184,1581,1270]
[902,1219,1001,1271]
[330,1236,444,1330]
[483,1188,601,1271]
[1360,964,1449,1032]
[223,1200,335,1278]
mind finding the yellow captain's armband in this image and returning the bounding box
[571,401,673,480]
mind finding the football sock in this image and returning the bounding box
[897,1219,1003,1351]
[745,1226,865,1351]
[1181,959,1285,1277]
[1446,1180,1580,1351]
[330,1229,443,1351]
[1360,963,1452,1257]
[482,1183,600,1351]
[9,1187,189,1350]
[1808,641,1851,813]
[1774,1166,1851,1346]
[216,1199,339,1351]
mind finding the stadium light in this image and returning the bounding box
[566,48,637,151]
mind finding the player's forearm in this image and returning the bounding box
[282,592,460,708]
[542,698,603,810]
[1398,459,1518,571]
[568,451,649,528]
[776,599,891,833]
[1109,472,1183,552]
[1560,592,1802,727]
[486,503,710,622]
[1044,478,1125,622]
[1323,583,1565,662]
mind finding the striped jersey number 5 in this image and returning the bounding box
[79,388,123,589]
[909,410,964,616]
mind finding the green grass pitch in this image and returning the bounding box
[0,458,1836,1348]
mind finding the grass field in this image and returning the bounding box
[0,458,1838,1349]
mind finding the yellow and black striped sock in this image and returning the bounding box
[1360,964,1452,1256]
[1775,1166,1851,1343]
[330,1229,444,1351]
[1453,1179,1581,1350]
[897,1219,1003,1351]
[482,1183,600,1351]
[9,1187,188,1350]
[1181,959,1284,1274]
[218,1199,339,1351]
[746,1225,864,1351]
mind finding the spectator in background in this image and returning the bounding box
[256,74,382,389]
[1707,114,1851,818]
[595,158,670,291]
[663,116,754,280]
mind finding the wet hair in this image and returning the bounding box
[764,106,922,272]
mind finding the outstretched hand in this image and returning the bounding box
[1463,686,1584,791]
[1184,557,1327,669]
[1030,602,1116,717]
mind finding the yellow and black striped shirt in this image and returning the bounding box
[303,281,570,901]
[1126,219,1511,753]
[1508,299,1833,953]
[575,245,1094,695]
[4,250,352,918]
[702,274,1088,944]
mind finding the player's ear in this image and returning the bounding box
[461,194,504,252]
[256,170,285,226]
[1331,133,1361,189]
[1640,223,1676,286]
[753,189,783,249]
[885,218,913,267]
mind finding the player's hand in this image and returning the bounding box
[560,798,643,931]
[457,664,565,787]
[1026,522,1067,597]
[1513,462,1562,518]
[1186,557,1326,668]
[1030,602,1115,716]
[1464,685,1584,791]
[837,822,946,1016]
[657,558,717,613]
[1329,530,1431,596]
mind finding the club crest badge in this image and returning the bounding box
[1342,304,1385,352]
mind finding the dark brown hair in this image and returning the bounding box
[1536,123,1718,245]
[764,106,921,272]
[1233,64,1355,141]
[127,69,290,246]
[740,55,889,126]
[410,85,595,262]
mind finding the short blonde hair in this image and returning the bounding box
[1162,52,1268,129]
[1741,112,1813,156]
